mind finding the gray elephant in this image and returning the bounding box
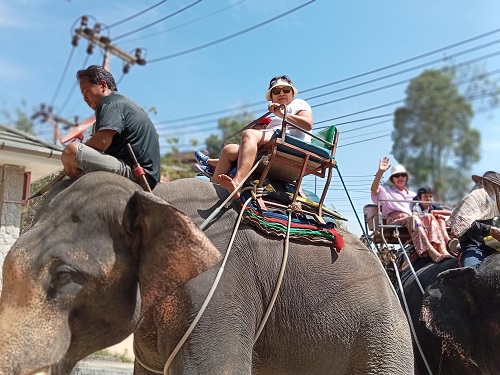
[402,255,500,374]
[0,172,413,374]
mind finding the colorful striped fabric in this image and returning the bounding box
[238,192,345,252]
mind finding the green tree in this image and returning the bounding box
[392,68,498,202]
[1,99,35,134]
[160,137,197,181]
[204,111,257,157]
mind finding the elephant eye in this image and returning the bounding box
[47,265,82,300]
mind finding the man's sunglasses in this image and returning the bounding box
[392,173,407,178]
[271,87,292,95]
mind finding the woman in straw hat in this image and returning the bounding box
[371,156,452,262]
[448,171,500,267]
[207,75,313,197]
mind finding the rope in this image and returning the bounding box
[200,159,263,230]
[335,165,374,250]
[336,165,398,298]
[254,207,291,343]
[393,259,434,375]
[162,194,254,373]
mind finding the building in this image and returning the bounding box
[0,124,63,289]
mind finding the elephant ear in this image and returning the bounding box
[125,191,221,307]
[421,267,478,354]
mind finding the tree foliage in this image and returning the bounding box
[159,112,257,181]
[1,99,35,134]
[392,67,498,202]
[160,137,197,181]
[204,111,257,157]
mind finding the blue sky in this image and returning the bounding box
[1,0,499,235]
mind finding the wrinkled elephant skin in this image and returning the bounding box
[402,254,500,374]
[0,172,413,374]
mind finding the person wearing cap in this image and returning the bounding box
[371,156,452,262]
[448,171,500,268]
[210,75,313,196]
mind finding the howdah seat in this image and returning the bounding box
[252,113,339,223]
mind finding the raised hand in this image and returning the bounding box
[379,156,391,172]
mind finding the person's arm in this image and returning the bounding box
[84,129,117,152]
[371,156,391,194]
[465,221,492,240]
[490,226,500,242]
[269,101,313,132]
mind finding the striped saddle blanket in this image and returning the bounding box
[238,191,345,252]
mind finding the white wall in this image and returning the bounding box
[0,164,25,291]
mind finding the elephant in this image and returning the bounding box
[0,172,414,374]
[401,254,500,375]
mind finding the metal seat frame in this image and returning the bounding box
[253,111,339,223]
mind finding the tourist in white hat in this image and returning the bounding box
[371,156,452,262]
[212,75,313,197]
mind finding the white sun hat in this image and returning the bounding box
[389,164,409,179]
[265,77,298,101]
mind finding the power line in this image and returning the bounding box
[300,28,500,95]
[156,61,500,137]
[49,46,76,106]
[155,31,500,126]
[114,0,203,41]
[58,53,92,114]
[120,0,247,43]
[148,0,316,63]
[107,0,169,29]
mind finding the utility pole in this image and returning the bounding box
[31,104,79,144]
[72,16,146,73]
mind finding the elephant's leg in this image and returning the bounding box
[346,320,414,375]
[164,324,255,374]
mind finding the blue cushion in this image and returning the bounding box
[273,130,332,160]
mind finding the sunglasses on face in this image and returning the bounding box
[392,173,407,178]
[271,87,292,95]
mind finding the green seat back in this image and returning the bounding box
[311,125,336,149]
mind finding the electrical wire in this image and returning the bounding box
[49,46,76,106]
[107,0,169,29]
[58,53,92,114]
[155,37,500,126]
[113,0,203,41]
[147,0,316,63]
[155,59,500,136]
[120,0,247,43]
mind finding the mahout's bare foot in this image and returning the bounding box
[218,174,241,199]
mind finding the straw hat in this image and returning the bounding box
[389,164,409,179]
[265,77,298,101]
[472,171,500,186]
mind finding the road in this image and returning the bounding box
[72,359,133,375]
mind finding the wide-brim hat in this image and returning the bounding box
[472,171,500,186]
[265,78,298,101]
[389,164,409,180]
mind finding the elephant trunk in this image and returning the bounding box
[0,296,71,375]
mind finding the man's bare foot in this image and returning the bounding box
[218,174,241,199]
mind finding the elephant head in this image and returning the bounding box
[421,254,500,374]
[0,172,221,374]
